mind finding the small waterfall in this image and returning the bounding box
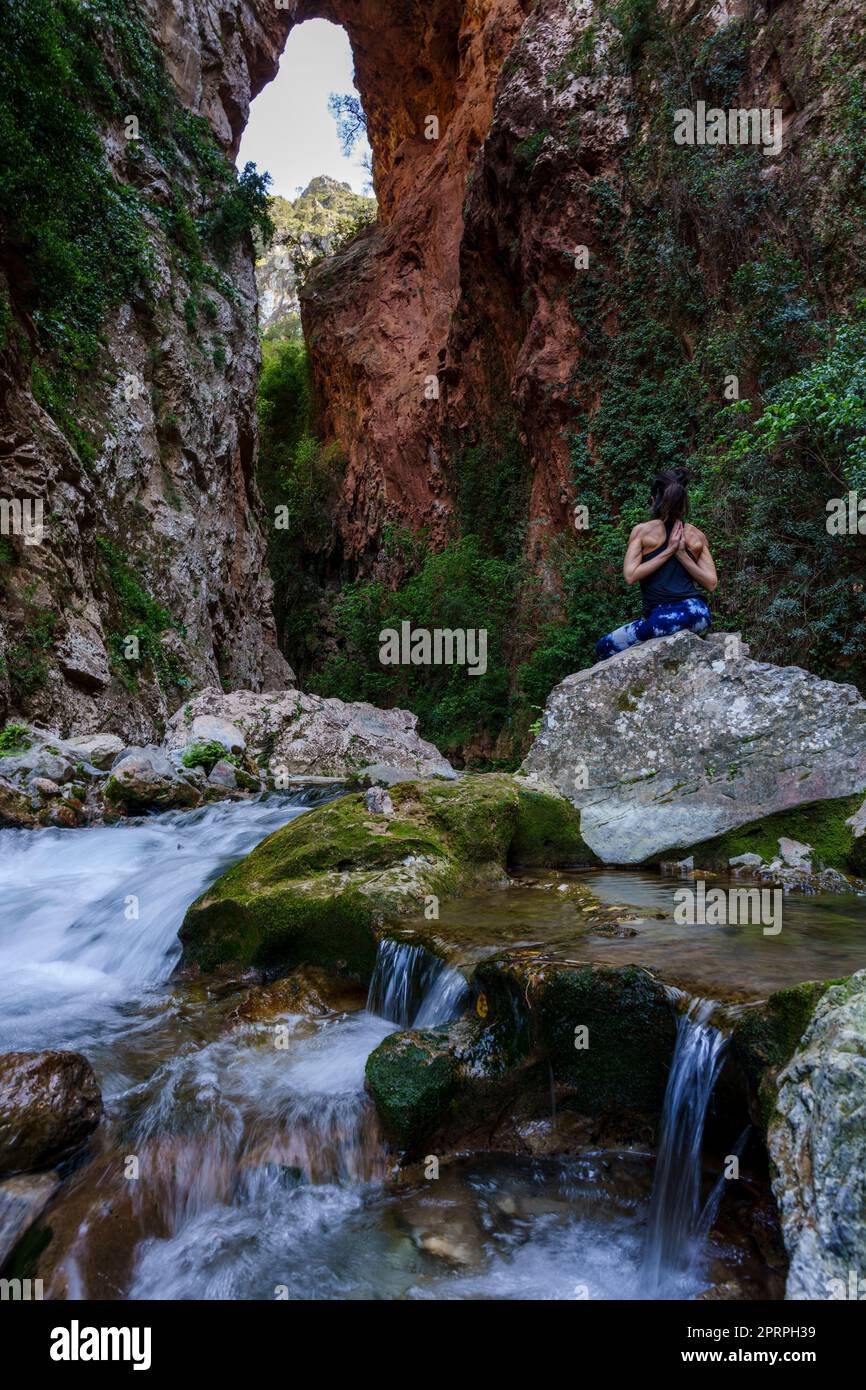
[697,1124,751,1242]
[641,998,728,1295]
[366,939,469,1028]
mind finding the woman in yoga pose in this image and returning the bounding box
[595,468,718,661]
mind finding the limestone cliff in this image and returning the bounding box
[0,0,293,743]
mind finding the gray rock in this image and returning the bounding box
[730,852,764,869]
[188,715,246,754]
[778,837,813,871]
[62,733,125,770]
[208,759,238,789]
[54,627,111,691]
[1,749,74,785]
[163,687,455,782]
[846,795,866,839]
[769,971,866,1299]
[365,786,395,817]
[105,746,200,810]
[521,630,866,864]
[0,1172,58,1267]
[27,777,62,798]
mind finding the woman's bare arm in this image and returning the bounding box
[623,522,683,585]
[675,529,718,592]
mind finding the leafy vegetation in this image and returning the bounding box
[0,723,33,756]
[0,0,272,450]
[181,741,240,774]
[95,537,188,692]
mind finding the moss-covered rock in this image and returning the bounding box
[509,783,599,867]
[733,979,839,1130]
[365,1029,459,1150]
[536,965,677,1118]
[178,774,592,975]
[691,796,866,877]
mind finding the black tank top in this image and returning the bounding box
[640,521,701,617]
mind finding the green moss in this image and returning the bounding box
[691,795,866,875]
[2,608,56,699]
[509,785,598,867]
[537,965,677,1117]
[95,536,188,692]
[179,879,379,978]
[0,0,271,457]
[364,1030,459,1150]
[733,979,838,1129]
[179,775,594,974]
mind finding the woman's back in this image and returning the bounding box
[638,520,701,617]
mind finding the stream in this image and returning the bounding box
[4,793,857,1299]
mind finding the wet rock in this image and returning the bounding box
[535,964,677,1120]
[0,1172,59,1267]
[104,746,201,811]
[163,686,455,782]
[227,967,367,1023]
[522,630,866,864]
[0,1051,102,1176]
[733,981,834,1132]
[768,970,866,1299]
[365,1030,460,1151]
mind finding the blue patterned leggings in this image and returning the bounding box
[595,597,711,661]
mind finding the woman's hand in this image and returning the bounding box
[667,520,684,554]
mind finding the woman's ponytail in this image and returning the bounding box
[650,467,690,523]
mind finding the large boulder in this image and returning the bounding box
[0,1051,102,1176]
[178,774,591,975]
[521,631,866,864]
[768,971,866,1300]
[163,687,456,783]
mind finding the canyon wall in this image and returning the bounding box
[2,0,863,741]
[0,0,294,742]
[299,0,865,573]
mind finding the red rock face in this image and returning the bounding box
[298,0,533,563]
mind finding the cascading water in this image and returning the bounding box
[365,939,469,1028]
[0,790,338,1058]
[1,801,776,1300]
[641,998,729,1295]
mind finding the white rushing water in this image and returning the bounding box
[0,791,336,1054]
[641,998,729,1296]
[366,938,469,1028]
[0,800,743,1300]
